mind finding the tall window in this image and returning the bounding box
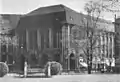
[28,30,37,50]
[44,32,47,48]
[1,45,6,53]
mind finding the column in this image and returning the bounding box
[106,33,109,58]
[110,34,112,58]
[37,29,41,50]
[111,34,114,58]
[67,24,70,71]
[98,33,101,58]
[104,34,107,58]
[48,28,52,48]
[0,35,2,62]
[26,29,29,51]
[61,25,66,69]
[100,32,103,58]
[102,34,105,57]
[95,33,99,70]
[108,33,110,58]
[96,34,99,57]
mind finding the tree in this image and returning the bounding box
[0,15,17,45]
[91,0,120,13]
[0,15,18,63]
[83,0,105,74]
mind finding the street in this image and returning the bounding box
[0,73,120,82]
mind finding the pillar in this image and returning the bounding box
[37,29,41,49]
[61,25,68,70]
[26,29,29,51]
[61,25,65,69]
[106,33,109,58]
[104,34,107,58]
[48,28,53,48]
[111,34,114,58]
[100,32,103,58]
[67,24,71,71]
[108,33,110,58]
[0,35,2,62]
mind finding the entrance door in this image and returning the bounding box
[70,53,75,71]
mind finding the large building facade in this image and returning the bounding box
[0,5,115,71]
[16,5,115,71]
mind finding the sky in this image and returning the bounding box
[0,0,2,13]
[1,0,119,21]
[1,0,87,14]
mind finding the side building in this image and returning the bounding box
[93,21,114,69]
[114,17,120,72]
[0,14,21,70]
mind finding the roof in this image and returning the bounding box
[22,4,113,31]
[25,4,79,16]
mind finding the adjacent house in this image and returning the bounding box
[114,17,120,69]
[0,14,21,70]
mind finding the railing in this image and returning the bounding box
[23,61,51,78]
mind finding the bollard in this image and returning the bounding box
[48,62,51,77]
[24,61,27,78]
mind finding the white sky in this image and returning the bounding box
[0,0,2,13]
[1,0,87,14]
[1,0,119,21]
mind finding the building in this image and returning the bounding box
[16,4,87,70]
[0,14,21,69]
[114,17,120,70]
[94,25,115,68]
[0,4,115,72]
[115,18,120,58]
[15,4,115,71]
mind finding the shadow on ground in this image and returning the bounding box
[14,75,52,78]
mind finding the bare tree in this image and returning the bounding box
[83,0,105,74]
[69,1,105,74]
[0,15,17,45]
[93,0,120,13]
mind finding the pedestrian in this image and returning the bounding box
[20,54,25,74]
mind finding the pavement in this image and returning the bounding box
[0,73,120,82]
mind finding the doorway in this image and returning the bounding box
[70,53,75,71]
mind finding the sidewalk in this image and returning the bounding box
[6,70,115,78]
[2,73,120,82]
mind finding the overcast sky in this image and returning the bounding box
[1,0,119,21]
[2,0,88,13]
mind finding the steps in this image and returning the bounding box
[27,68,45,73]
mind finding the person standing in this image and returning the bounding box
[19,54,25,74]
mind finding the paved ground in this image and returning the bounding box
[0,73,120,82]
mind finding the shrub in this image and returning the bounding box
[0,62,9,77]
[44,61,63,76]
